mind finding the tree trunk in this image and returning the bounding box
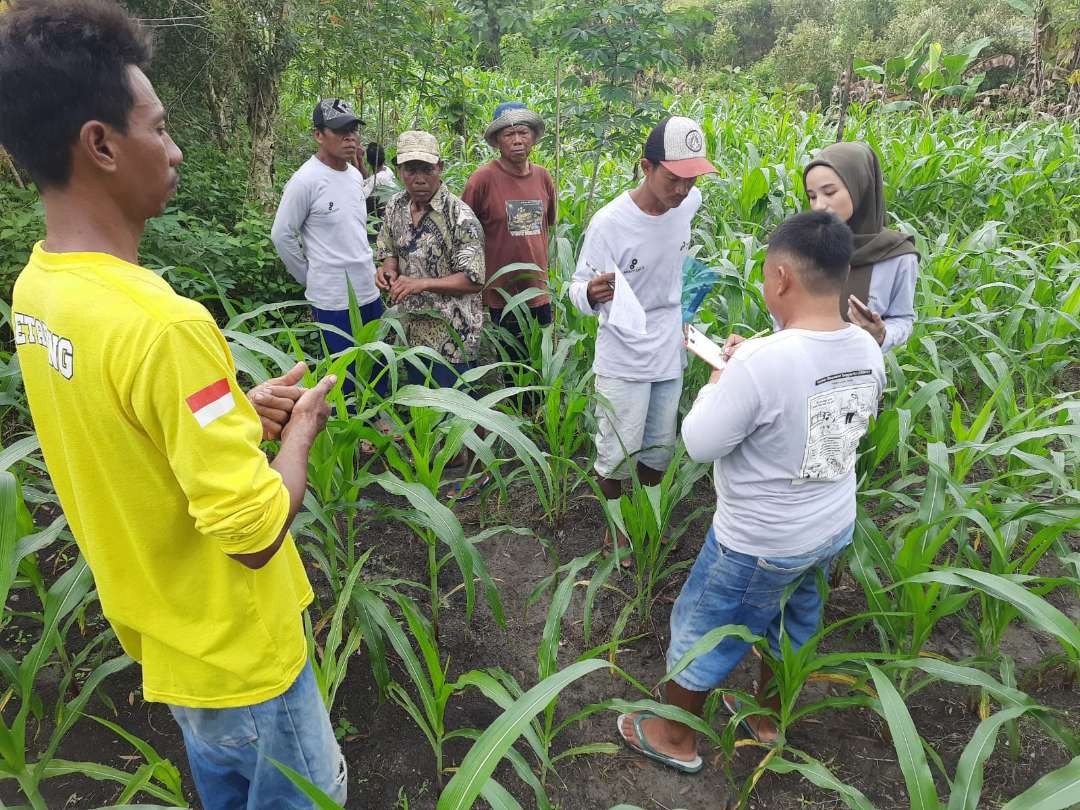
[485,1,501,67]
[206,75,230,152]
[1066,38,1080,117]
[248,72,281,211]
[554,55,561,226]
[1032,6,1043,100]
[835,53,854,142]
[0,145,24,188]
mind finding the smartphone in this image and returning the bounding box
[848,295,874,319]
[685,324,727,370]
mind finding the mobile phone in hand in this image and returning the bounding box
[685,324,727,370]
[848,296,874,319]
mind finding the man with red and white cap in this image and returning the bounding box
[569,115,716,564]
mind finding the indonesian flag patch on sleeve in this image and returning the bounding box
[186,378,236,427]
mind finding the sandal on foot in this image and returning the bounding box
[722,694,777,745]
[616,712,703,774]
[444,473,492,503]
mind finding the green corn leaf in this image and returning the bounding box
[39,655,134,768]
[867,664,941,810]
[948,706,1034,810]
[366,471,479,621]
[0,436,41,473]
[20,556,93,695]
[393,384,550,488]
[437,659,608,810]
[1000,755,1080,810]
[660,624,762,685]
[538,555,592,680]
[903,569,1080,652]
[269,759,344,809]
[765,748,877,810]
[0,471,21,612]
[447,726,552,810]
[479,778,523,810]
[40,759,183,804]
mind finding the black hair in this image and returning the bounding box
[767,211,854,295]
[366,142,386,169]
[0,0,152,190]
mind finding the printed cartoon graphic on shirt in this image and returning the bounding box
[505,199,543,237]
[12,312,75,379]
[798,381,878,481]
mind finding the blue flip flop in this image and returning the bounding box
[616,712,703,774]
[443,473,492,503]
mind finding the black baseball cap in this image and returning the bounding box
[313,98,363,130]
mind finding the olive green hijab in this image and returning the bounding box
[803,142,919,318]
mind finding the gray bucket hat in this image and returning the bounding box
[483,101,545,147]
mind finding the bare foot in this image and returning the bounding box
[603,530,633,569]
[619,712,698,763]
[724,695,778,744]
[745,714,778,745]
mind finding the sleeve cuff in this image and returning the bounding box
[213,482,291,556]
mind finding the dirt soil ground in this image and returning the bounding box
[5,475,1079,810]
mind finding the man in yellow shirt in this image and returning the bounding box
[0,1,345,807]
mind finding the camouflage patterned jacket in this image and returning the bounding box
[375,184,485,363]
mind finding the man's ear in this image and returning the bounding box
[639,157,652,176]
[78,120,119,175]
[775,261,793,296]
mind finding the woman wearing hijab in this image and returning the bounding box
[802,142,920,353]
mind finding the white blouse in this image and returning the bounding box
[865,253,918,353]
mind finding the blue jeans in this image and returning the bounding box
[169,662,347,810]
[311,299,388,399]
[666,523,854,693]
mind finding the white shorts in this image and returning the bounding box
[593,374,682,480]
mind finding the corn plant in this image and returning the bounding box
[499,319,597,526]
[357,589,468,788]
[760,662,1080,810]
[306,549,372,713]
[0,555,181,807]
[601,447,710,634]
[458,553,631,798]
[436,658,613,810]
[368,381,549,634]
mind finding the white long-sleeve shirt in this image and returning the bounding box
[270,156,379,310]
[866,253,918,353]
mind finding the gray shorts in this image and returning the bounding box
[593,374,682,480]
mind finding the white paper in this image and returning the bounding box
[607,263,647,335]
[685,324,726,370]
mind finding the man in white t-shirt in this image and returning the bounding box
[271,99,387,404]
[569,116,716,563]
[616,211,886,774]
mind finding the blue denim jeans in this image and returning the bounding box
[169,662,347,810]
[666,523,854,692]
[312,299,388,399]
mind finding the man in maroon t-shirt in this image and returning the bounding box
[463,102,556,352]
